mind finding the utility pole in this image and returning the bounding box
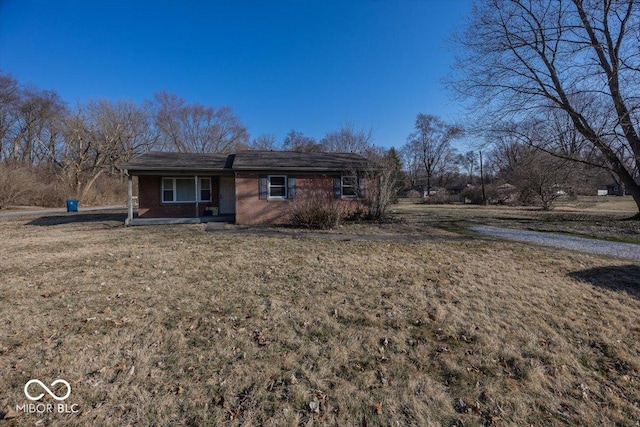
[479,151,487,205]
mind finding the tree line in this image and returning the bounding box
[0,71,404,211]
[449,0,640,214]
[0,65,614,213]
[396,0,640,214]
[398,111,613,210]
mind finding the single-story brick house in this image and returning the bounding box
[119,151,371,225]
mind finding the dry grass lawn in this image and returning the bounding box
[1,204,639,426]
[396,196,640,244]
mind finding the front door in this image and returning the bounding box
[219,177,236,214]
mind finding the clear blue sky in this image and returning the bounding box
[0,0,472,149]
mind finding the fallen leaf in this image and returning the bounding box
[309,397,320,414]
[455,398,468,414]
[375,402,383,415]
[4,406,20,419]
[252,329,269,346]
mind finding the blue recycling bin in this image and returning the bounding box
[66,199,79,213]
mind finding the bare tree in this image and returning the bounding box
[0,72,21,162]
[320,122,373,153]
[457,150,478,184]
[282,130,322,152]
[248,133,279,150]
[0,73,67,165]
[153,90,248,153]
[366,147,404,217]
[491,137,575,210]
[453,0,640,214]
[61,99,157,200]
[15,88,67,165]
[403,114,461,196]
[400,144,421,187]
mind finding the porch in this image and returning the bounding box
[124,173,236,224]
[126,214,235,226]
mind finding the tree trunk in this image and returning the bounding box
[80,169,104,202]
[622,177,640,218]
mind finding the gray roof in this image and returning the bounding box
[120,151,369,173]
[232,151,368,171]
[120,152,233,172]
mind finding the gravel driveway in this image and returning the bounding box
[472,225,640,262]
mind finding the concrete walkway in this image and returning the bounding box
[471,225,640,262]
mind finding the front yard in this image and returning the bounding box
[0,202,638,426]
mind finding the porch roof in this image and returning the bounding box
[120,152,234,173]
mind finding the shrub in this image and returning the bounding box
[0,164,67,209]
[82,174,128,206]
[0,163,130,209]
[406,189,423,204]
[289,196,346,229]
[0,164,33,208]
[462,184,518,205]
[422,192,455,204]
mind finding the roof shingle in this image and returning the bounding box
[120,151,369,173]
[232,151,368,171]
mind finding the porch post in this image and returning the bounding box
[126,170,133,226]
[194,175,199,218]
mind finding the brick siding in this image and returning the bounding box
[235,172,364,225]
[138,175,220,218]
[138,173,366,223]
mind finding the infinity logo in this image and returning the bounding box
[24,379,71,401]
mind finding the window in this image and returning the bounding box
[162,178,174,202]
[334,175,365,199]
[200,179,211,201]
[162,177,211,203]
[341,176,358,198]
[259,175,295,200]
[268,175,287,199]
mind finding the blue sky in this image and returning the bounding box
[0,0,473,149]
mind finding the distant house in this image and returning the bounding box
[606,183,629,196]
[398,185,442,198]
[398,185,427,198]
[118,151,370,225]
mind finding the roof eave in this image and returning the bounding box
[124,167,230,173]
[233,167,368,172]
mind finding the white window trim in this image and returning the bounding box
[268,175,287,199]
[341,175,358,199]
[199,178,212,202]
[162,177,212,203]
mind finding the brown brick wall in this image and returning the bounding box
[137,173,367,223]
[235,173,365,225]
[138,175,219,218]
[235,173,289,225]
